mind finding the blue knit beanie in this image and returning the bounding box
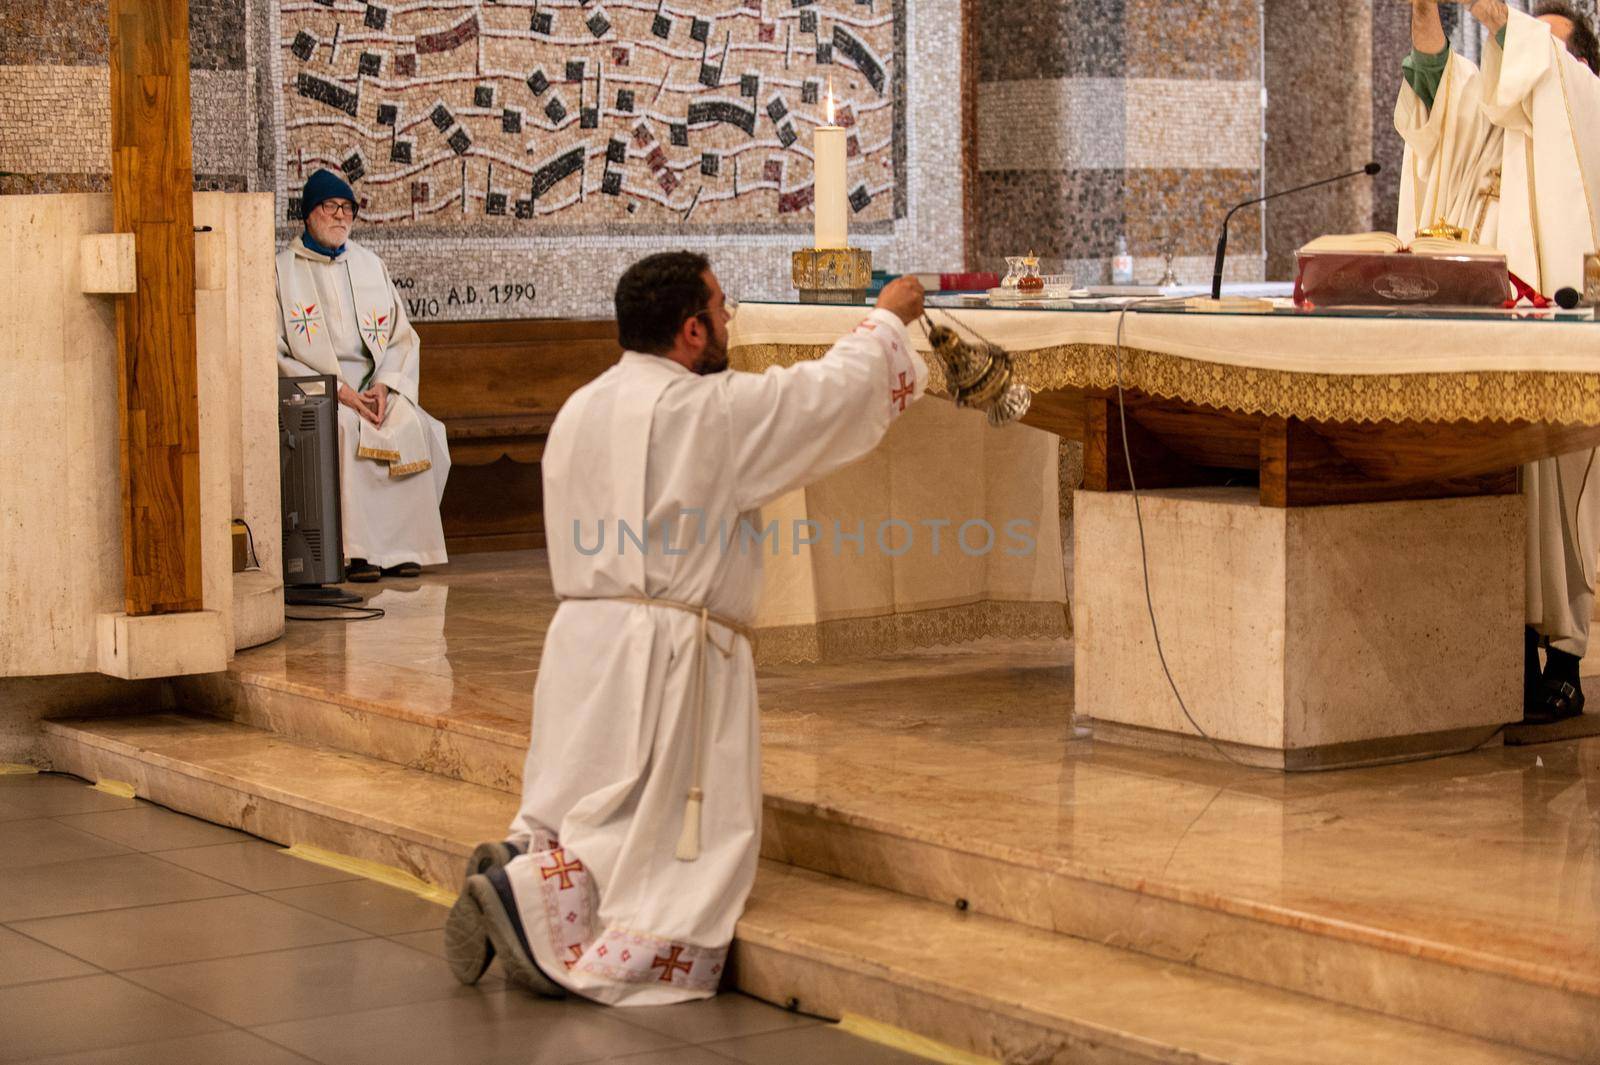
[300,168,356,220]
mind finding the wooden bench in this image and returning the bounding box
[415,318,620,554]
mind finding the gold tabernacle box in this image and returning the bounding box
[792,247,872,304]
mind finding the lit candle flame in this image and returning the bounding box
[826,78,835,126]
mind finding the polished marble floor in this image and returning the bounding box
[248,552,1600,998]
[0,772,928,1065]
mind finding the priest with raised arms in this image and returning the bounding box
[445,252,928,1004]
[275,168,451,582]
[1398,0,1600,722]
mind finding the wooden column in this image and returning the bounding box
[110,0,202,615]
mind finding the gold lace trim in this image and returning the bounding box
[387,457,433,478]
[731,342,1600,426]
[754,599,1070,666]
[357,444,402,462]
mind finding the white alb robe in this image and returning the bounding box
[504,309,927,1005]
[275,238,451,569]
[1397,10,1600,654]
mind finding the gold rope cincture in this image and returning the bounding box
[561,595,750,861]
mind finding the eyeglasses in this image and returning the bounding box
[318,200,358,219]
[688,293,738,329]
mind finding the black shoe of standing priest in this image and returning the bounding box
[1526,635,1586,725]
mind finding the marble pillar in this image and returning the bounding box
[1074,487,1523,768]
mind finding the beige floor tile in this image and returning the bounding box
[263,878,448,936]
[604,1048,745,1065]
[387,929,449,960]
[251,991,683,1065]
[611,993,823,1044]
[0,782,138,819]
[55,804,254,852]
[0,973,226,1063]
[13,893,370,971]
[706,1024,935,1065]
[0,818,132,869]
[0,852,242,923]
[155,841,362,892]
[0,925,98,986]
[17,1029,319,1065]
[122,937,494,1027]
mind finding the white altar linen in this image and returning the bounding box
[733,302,1600,426]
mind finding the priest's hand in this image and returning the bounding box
[876,276,925,325]
[338,382,380,425]
[363,382,389,425]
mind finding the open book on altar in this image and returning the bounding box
[1294,233,1512,308]
[1298,232,1505,260]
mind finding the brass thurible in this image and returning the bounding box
[924,322,1032,427]
[792,247,872,305]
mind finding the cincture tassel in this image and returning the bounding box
[675,606,726,861]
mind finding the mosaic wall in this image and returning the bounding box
[24,1,1576,304]
[971,0,1267,286]
[0,0,257,196]
[276,1,905,235]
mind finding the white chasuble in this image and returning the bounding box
[504,309,927,1005]
[1397,10,1600,653]
[275,239,451,568]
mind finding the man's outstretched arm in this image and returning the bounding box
[1462,0,1510,37]
[1413,0,1449,54]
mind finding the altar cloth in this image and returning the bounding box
[733,300,1600,425]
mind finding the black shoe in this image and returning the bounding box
[345,559,381,583]
[382,561,422,579]
[1526,674,1585,724]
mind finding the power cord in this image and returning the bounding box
[286,602,386,623]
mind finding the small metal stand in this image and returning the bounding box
[792,247,872,305]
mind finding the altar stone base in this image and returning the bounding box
[1074,487,1523,769]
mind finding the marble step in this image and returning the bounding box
[737,864,1568,1065]
[39,713,1564,1065]
[41,712,516,889]
[173,670,529,795]
[171,673,1600,1061]
[759,793,1600,1063]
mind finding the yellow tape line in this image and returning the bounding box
[837,1014,999,1065]
[282,843,457,908]
[0,763,40,776]
[91,779,137,799]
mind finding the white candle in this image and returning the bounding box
[813,84,847,250]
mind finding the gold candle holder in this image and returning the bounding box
[792,247,872,305]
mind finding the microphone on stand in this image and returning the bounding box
[1210,162,1381,301]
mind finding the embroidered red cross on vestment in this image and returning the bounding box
[651,945,694,983]
[540,847,585,890]
[891,371,913,412]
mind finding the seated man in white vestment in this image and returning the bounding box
[274,168,451,582]
[444,253,929,1005]
[1398,0,1600,722]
